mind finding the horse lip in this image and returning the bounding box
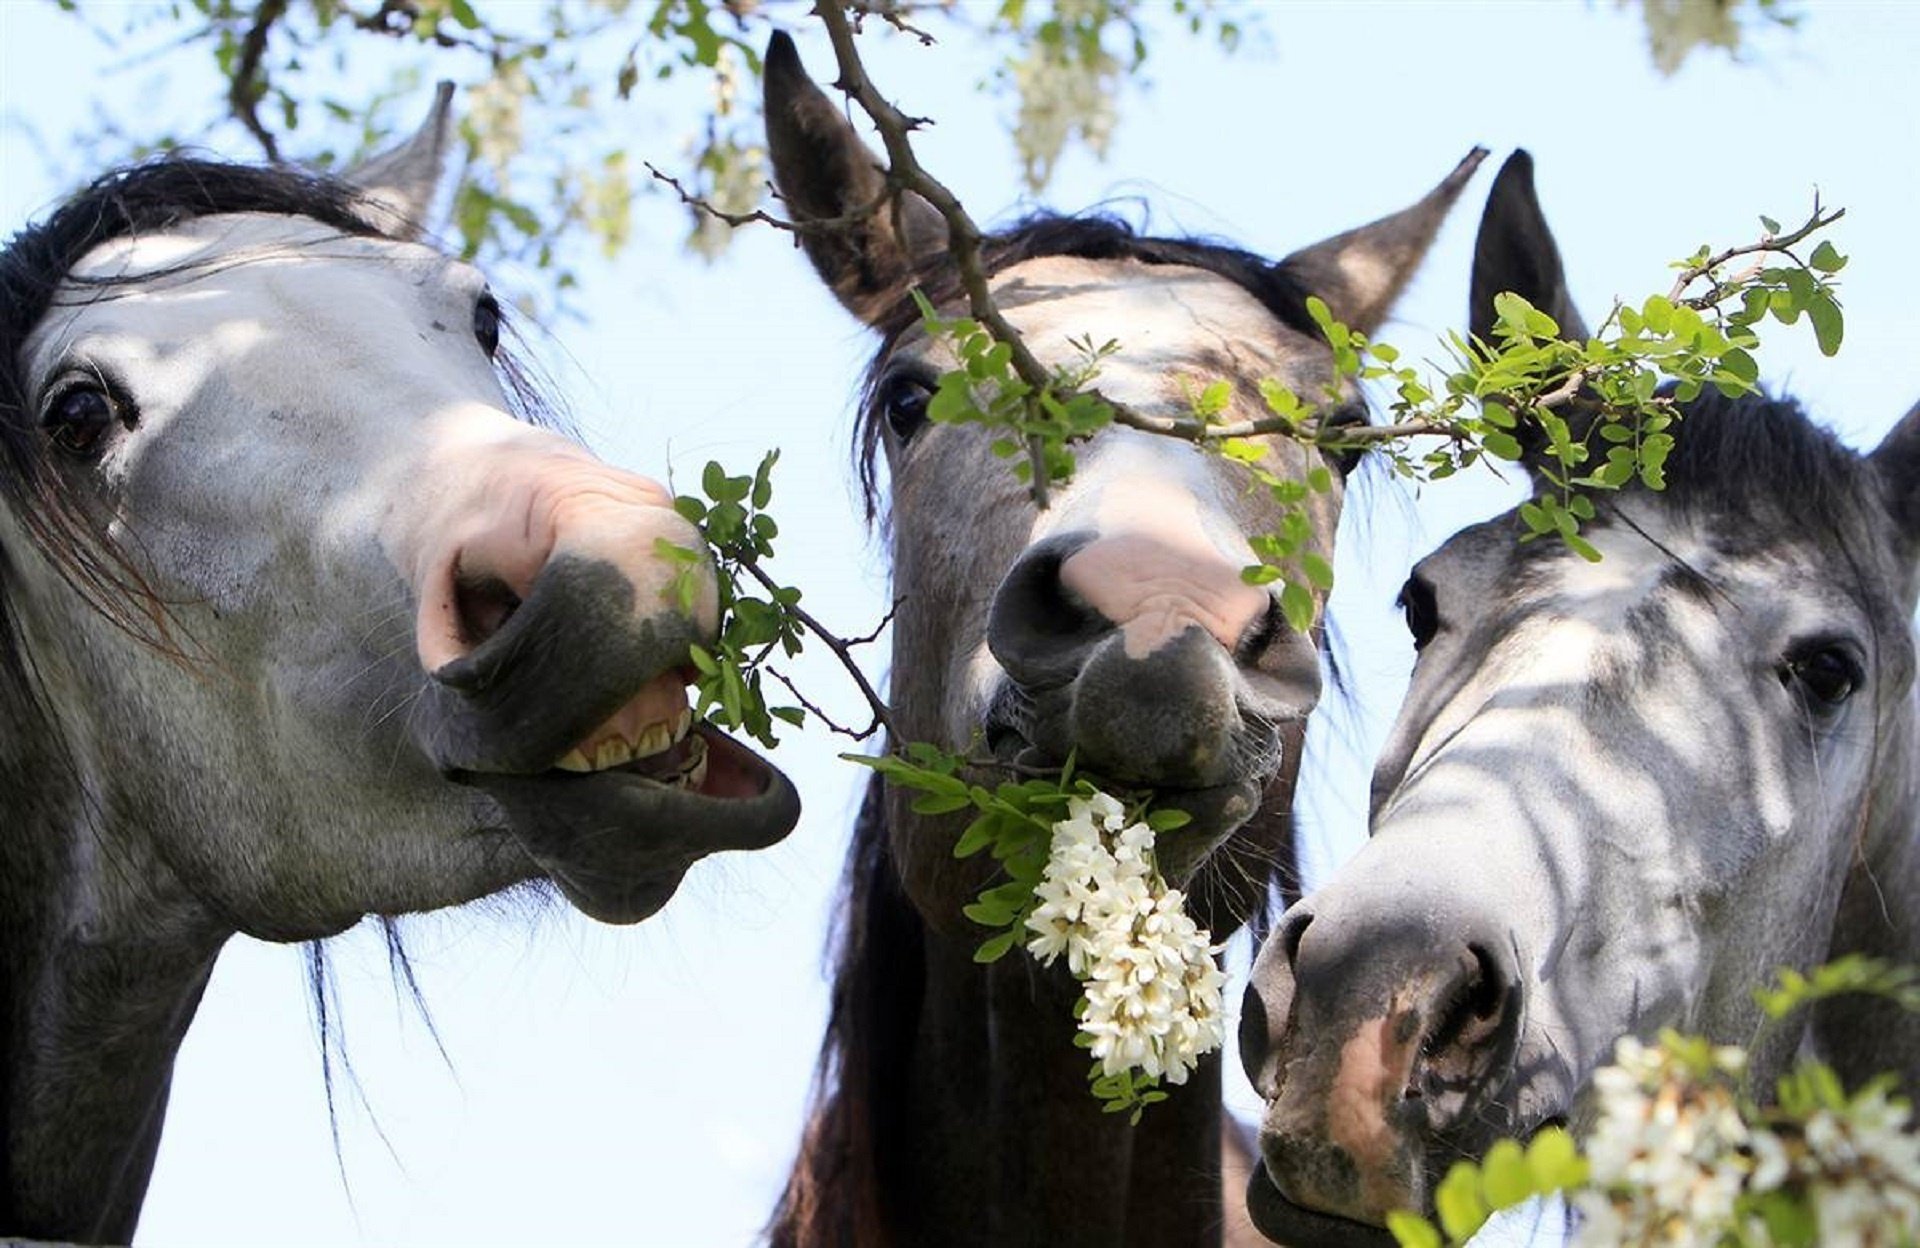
[1245,1163,1399,1248]
[452,726,801,924]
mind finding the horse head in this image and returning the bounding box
[1239,152,1920,1243]
[0,92,798,1240]
[764,31,1481,928]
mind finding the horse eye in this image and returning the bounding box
[473,294,502,359]
[1398,575,1440,651]
[1782,646,1861,708]
[41,385,121,459]
[879,375,934,443]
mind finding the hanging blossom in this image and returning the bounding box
[1572,1034,1920,1247]
[1023,791,1226,1086]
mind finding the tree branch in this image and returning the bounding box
[1670,202,1846,308]
[734,555,898,741]
[228,0,287,162]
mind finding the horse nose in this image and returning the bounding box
[398,429,721,775]
[414,438,715,680]
[1247,895,1523,1223]
[986,529,1318,785]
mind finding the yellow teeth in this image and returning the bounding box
[634,721,674,760]
[554,705,701,775]
[679,734,709,790]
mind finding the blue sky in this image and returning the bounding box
[3,3,1917,1244]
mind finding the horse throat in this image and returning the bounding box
[774,777,1235,1248]
[0,661,226,1243]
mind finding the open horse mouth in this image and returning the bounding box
[454,670,800,924]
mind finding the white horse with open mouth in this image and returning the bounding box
[0,91,798,1241]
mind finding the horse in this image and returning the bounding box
[0,90,801,1242]
[1239,151,1920,1244]
[757,31,1483,1246]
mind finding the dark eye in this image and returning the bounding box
[878,373,933,443]
[1781,646,1861,709]
[41,385,121,459]
[473,294,502,359]
[1398,575,1439,651]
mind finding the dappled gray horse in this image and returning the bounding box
[0,93,798,1241]
[1240,151,1920,1244]
[759,32,1481,1248]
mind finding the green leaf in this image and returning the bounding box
[1809,240,1847,274]
[1433,1161,1488,1242]
[973,929,1019,963]
[1146,808,1192,832]
[1279,581,1315,634]
[1483,431,1524,462]
[1479,1138,1533,1210]
[1522,1127,1589,1192]
[1807,295,1844,357]
[912,792,973,816]
[1385,1211,1444,1248]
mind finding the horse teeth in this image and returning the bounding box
[555,748,592,773]
[594,737,633,770]
[684,735,709,791]
[634,722,674,759]
[673,707,693,742]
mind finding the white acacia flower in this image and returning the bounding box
[1021,791,1226,1091]
[1574,1033,1920,1247]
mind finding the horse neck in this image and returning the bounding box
[1812,665,1920,1093]
[0,621,226,1242]
[772,777,1234,1248]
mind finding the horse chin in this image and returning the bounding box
[1245,1163,1399,1248]
[456,725,800,924]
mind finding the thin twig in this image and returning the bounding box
[766,665,884,742]
[848,0,938,43]
[644,162,893,235]
[1670,203,1846,308]
[735,555,898,741]
[228,0,287,161]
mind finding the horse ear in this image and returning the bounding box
[763,31,947,325]
[1870,401,1920,554]
[1276,147,1487,335]
[343,82,457,240]
[1470,150,1589,344]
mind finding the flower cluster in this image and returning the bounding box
[1023,792,1227,1087]
[1573,1035,1920,1247]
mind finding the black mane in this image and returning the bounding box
[852,212,1320,516]
[1652,386,1885,541]
[1,158,382,443]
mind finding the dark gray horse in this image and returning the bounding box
[0,94,798,1241]
[759,33,1482,1247]
[1241,152,1920,1244]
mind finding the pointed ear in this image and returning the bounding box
[1276,147,1486,334]
[763,31,946,325]
[1470,150,1589,344]
[343,81,457,240]
[1870,401,1920,552]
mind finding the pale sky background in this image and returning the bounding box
[3,2,1918,1245]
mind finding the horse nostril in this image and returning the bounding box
[987,532,1107,688]
[1279,909,1313,970]
[454,573,522,649]
[1412,940,1519,1130]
